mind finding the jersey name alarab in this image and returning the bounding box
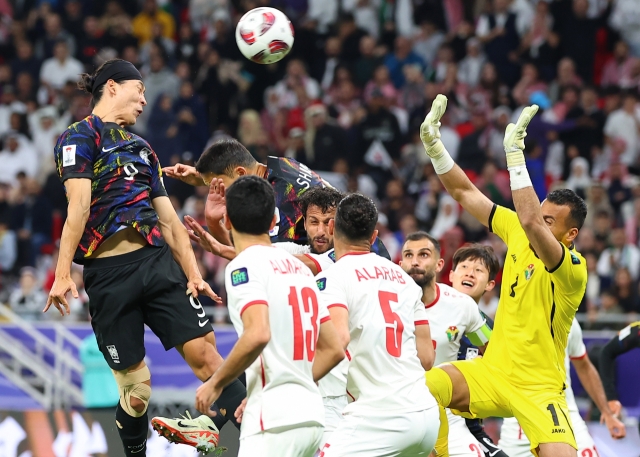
[54,114,167,261]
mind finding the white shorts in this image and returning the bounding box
[447,410,484,457]
[321,396,348,450]
[319,407,439,457]
[499,412,597,457]
[239,424,323,457]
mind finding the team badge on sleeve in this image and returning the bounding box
[62,144,76,167]
[231,267,249,286]
[316,277,326,291]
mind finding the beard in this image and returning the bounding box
[310,236,333,254]
[407,268,436,287]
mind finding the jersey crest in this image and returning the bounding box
[446,326,460,342]
[525,264,535,281]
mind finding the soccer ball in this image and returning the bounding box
[235,7,294,64]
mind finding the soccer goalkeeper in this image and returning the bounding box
[421,95,625,457]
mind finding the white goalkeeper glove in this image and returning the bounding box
[503,104,538,190]
[420,94,454,174]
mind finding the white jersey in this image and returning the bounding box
[226,245,327,437]
[426,283,489,367]
[316,252,437,415]
[305,248,336,273]
[499,319,593,453]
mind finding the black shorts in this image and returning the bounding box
[83,244,212,370]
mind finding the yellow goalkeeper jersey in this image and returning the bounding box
[484,205,587,390]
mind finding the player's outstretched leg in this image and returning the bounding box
[151,332,246,452]
[113,362,152,457]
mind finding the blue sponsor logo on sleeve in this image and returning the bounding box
[231,267,249,286]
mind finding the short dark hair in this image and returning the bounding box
[546,189,587,229]
[225,175,276,235]
[334,193,378,242]
[403,231,441,256]
[195,139,257,177]
[298,187,344,219]
[78,58,129,107]
[452,244,500,281]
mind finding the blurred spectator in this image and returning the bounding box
[306,103,349,172]
[399,65,426,114]
[380,179,415,232]
[384,36,424,89]
[457,109,491,174]
[354,35,384,88]
[565,157,592,200]
[475,0,520,86]
[10,40,41,85]
[603,91,640,168]
[273,59,320,110]
[39,40,83,91]
[307,0,338,34]
[284,127,307,162]
[457,38,485,88]
[610,267,640,314]
[606,162,633,217]
[609,0,640,57]
[336,13,368,62]
[11,178,52,269]
[9,267,46,321]
[597,227,640,282]
[136,50,180,135]
[364,65,397,104]
[518,0,559,82]
[172,80,208,158]
[552,0,611,83]
[476,160,511,208]
[77,16,106,66]
[0,217,17,273]
[584,251,601,311]
[487,105,511,167]
[357,88,402,170]
[315,37,343,92]
[412,20,445,67]
[601,41,636,88]
[29,105,64,182]
[585,184,613,228]
[62,0,84,44]
[35,13,76,60]
[132,0,176,45]
[624,197,640,245]
[237,109,268,160]
[548,58,583,103]
[0,133,37,186]
[512,63,548,106]
[147,93,179,166]
[597,289,624,320]
[343,0,380,39]
[430,194,459,240]
[328,80,364,129]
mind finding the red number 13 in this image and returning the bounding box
[379,291,404,357]
[288,286,319,361]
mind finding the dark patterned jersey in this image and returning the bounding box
[54,114,168,262]
[266,156,327,244]
[265,156,391,260]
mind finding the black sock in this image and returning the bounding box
[115,402,148,457]
[209,378,246,430]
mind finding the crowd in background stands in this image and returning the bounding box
[0,0,639,327]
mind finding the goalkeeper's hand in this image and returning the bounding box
[420,94,448,157]
[503,104,538,169]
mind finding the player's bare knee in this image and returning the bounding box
[112,365,151,418]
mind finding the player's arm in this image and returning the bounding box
[572,353,626,438]
[414,296,435,370]
[465,307,492,353]
[313,318,345,382]
[45,178,91,315]
[599,323,640,415]
[153,196,219,301]
[195,303,269,413]
[184,215,237,260]
[162,163,206,186]
[420,95,494,227]
[502,105,565,271]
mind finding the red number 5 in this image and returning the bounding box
[378,291,404,357]
[289,286,319,361]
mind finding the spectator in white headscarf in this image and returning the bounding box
[0,133,38,187]
[430,193,460,239]
[565,156,592,199]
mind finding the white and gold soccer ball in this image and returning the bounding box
[235,7,294,64]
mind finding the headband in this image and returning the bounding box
[91,60,143,96]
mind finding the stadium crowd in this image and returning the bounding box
[0,0,639,327]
